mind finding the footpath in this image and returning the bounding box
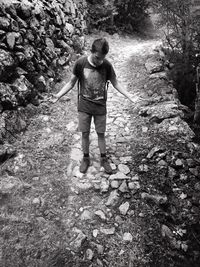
[1,35,200,267]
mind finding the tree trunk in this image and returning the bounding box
[194,67,200,124]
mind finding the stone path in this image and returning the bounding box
[0,36,164,267]
[2,35,200,267]
[66,37,161,194]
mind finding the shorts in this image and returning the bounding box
[78,112,106,133]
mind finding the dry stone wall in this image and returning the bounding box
[0,0,87,143]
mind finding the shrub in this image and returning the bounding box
[152,0,200,108]
[85,0,150,33]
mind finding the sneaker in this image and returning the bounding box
[80,157,90,173]
[100,157,113,174]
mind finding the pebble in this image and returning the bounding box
[0,181,18,194]
[168,167,177,178]
[186,158,196,167]
[189,167,199,177]
[119,249,125,255]
[100,178,110,193]
[123,232,133,242]
[66,121,76,131]
[119,180,129,193]
[110,163,117,170]
[194,182,200,191]
[180,192,187,200]
[32,176,40,181]
[96,244,104,254]
[161,224,173,238]
[119,156,132,163]
[85,249,94,260]
[110,180,120,189]
[158,160,168,167]
[169,126,178,132]
[128,181,140,190]
[106,190,120,206]
[175,159,184,167]
[70,230,87,252]
[139,212,145,217]
[87,166,98,175]
[118,164,130,174]
[76,182,92,191]
[93,181,101,191]
[139,164,149,172]
[119,202,130,215]
[180,174,188,181]
[131,174,140,181]
[96,259,104,266]
[109,172,129,180]
[115,215,124,224]
[100,227,115,235]
[142,126,148,133]
[93,229,99,238]
[70,148,82,162]
[72,166,84,179]
[32,197,40,205]
[80,210,93,221]
[147,146,162,159]
[95,210,106,221]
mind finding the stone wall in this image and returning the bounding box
[0,0,87,144]
[143,46,195,141]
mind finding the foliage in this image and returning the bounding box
[152,0,200,107]
[85,0,116,32]
[85,0,150,33]
[114,0,150,32]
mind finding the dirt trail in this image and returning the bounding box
[0,35,179,267]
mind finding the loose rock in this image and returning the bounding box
[119,202,130,215]
[100,227,115,235]
[106,190,120,206]
[123,232,133,242]
[118,164,130,174]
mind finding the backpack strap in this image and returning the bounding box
[104,81,109,101]
[77,56,87,103]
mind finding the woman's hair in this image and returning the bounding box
[91,38,109,55]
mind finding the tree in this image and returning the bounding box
[85,0,150,33]
[114,0,150,32]
[153,0,200,116]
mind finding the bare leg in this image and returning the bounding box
[82,132,90,155]
[80,132,90,173]
[97,132,106,154]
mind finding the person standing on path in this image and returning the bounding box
[51,37,137,174]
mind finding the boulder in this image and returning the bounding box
[156,117,195,140]
[0,49,15,81]
[0,83,18,110]
[145,55,164,74]
[139,101,184,122]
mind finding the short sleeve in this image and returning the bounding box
[106,60,116,81]
[73,59,81,78]
[72,56,86,78]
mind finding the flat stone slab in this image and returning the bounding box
[70,148,82,162]
[109,172,130,180]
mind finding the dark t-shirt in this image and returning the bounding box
[73,56,116,115]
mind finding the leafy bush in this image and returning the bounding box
[85,0,150,33]
[85,0,117,33]
[114,0,150,32]
[152,0,200,108]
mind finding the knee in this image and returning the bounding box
[82,132,90,139]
